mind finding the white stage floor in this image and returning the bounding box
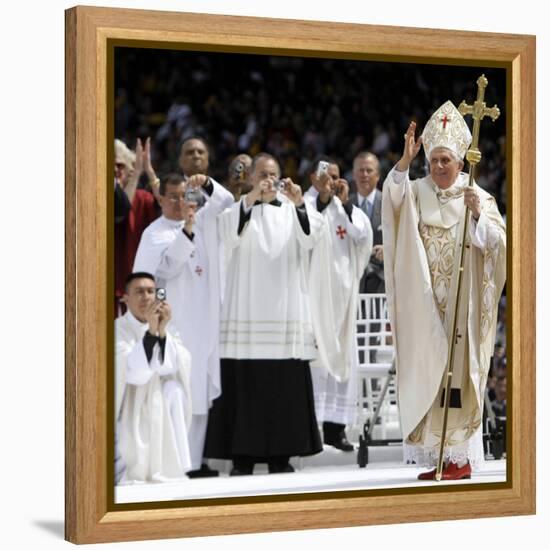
[115,457,507,504]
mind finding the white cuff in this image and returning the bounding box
[387,165,408,209]
[469,211,488,249]
[391,165,408,184]
[126,342,154,385]
[242,197,253,214]
[147,333,170,375]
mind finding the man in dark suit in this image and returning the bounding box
[350,152,384,366]
[350,152,384,294]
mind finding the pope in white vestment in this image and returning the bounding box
[116,273,193,483]
[382,102,506,480]
[133,173,234,476]
[304,160,373,451]
[204,153,326,475]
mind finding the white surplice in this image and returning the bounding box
[382,167,506,468]
[218,195,326,360]
[115,311,193,482]
[133,180,233,415]
[304,187,373,424]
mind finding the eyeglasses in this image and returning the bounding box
[166,195,186,203]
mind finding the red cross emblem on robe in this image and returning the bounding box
[336,225,347,240]
[195,266,203,276]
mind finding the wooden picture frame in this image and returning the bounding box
[65,5,535,544]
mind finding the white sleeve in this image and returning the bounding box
[156,230,196,280]
[134,228,196,281]
[469,212,488,249]
[125,340,154,385]
[152,231,196,281]
[294,202,325,250]
[346,205,373,276]
[218,200,245,251]
[151,333,179,376]
[469,210,504,252]
[197,178,235,224]
[344,204,373,245]
[387,166,408,210]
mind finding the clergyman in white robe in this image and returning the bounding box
[382,105,506,475]
[203,153,328,475]
[304,184,372,439]
[133,176,233,472]
[116,310,193,483]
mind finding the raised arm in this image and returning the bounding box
[133,205,197,282]
[385,122,423,211]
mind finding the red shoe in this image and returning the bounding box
[417,468,437,480]
[417,462,472,481]
[441,461,471,480]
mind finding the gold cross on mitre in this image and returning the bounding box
[458,75,500,167]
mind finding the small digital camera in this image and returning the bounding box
[233,161,244,180]
[272,179,286,192]
[184,187,203,204]
[155,288,166,302]
[316,160,330,177]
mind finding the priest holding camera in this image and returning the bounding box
[133,171,233,478]
[204,153,328,475]
[115,272,193,483]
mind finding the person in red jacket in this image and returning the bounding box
[114,138,160,317]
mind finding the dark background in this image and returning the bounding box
[114,47,506,212]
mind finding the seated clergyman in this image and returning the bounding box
[115,271,193,483]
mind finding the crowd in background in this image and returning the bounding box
[115,50,506,212]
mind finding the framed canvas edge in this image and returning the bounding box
[64,5,536,544]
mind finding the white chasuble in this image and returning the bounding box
[115,311,193,482]
[382,168,506,468]
[218,196,326,360]
[133,180,233,415]
[305,186,373,382]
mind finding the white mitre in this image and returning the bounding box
[421,100,472,160]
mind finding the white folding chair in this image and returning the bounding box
[355,293,398,439]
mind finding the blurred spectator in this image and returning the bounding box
[350,152,384,295]
[114,139,159,316]
[491,376,507,418]
[179,137,210,178]
[495,295,506,350]
[115,52,506,212]
[224,154,252,201]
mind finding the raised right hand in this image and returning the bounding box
[317,172,333,203]
[133,138,144,177]
[182,200,197,233]
[245,178,277,206]
[397,121,422,171]
[144,301,161,335]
